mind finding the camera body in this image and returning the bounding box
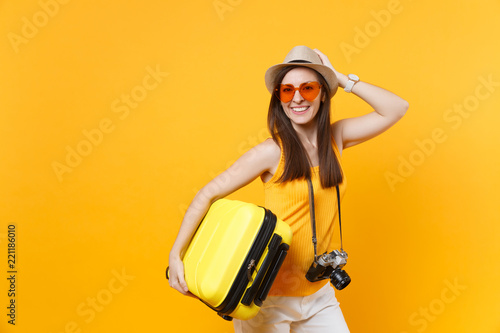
[305,249,351,290]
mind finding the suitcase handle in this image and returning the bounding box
[241,234,283,306]
[255,244,289,306]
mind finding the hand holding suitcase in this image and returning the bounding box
[167,199,292,321]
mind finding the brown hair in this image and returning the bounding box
[267,66,343,188]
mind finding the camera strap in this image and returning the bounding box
[306,177,344,259]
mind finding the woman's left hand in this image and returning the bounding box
[313,48,346,87]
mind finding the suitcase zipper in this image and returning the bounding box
[215,208,277,317]
[246,259,256,282]
[241,233,283,306]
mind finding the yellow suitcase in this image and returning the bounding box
[168,199,292,321]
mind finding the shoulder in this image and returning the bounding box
[259,137,281,154]
[253,138,281,181]
[254,138,281,166]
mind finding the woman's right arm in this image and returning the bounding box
[168,138,280,295]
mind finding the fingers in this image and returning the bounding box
[313,48,326,63]
[313,48,333,68]
[168,255,198,299]
[168,259,190,294]
[313,48,341,77]
[168,262,200,299]
[178,278,189,294]
[169,272,189,293]
[170,278,188,294]
[169,274,199,299]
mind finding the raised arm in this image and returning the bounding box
[168,138,280,295]
[314,49,409,151]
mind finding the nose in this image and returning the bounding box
[292,89,304,103]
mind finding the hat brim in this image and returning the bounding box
[265,63,339,99]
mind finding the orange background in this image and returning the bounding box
[1,0,499,332]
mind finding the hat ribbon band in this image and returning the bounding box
[287,60,312,64]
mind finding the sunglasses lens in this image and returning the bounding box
[278,84,295,103]
[277,82,321,102]
[300,82,321,101]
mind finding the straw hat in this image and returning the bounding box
[265,45,339,98]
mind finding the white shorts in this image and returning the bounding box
[233,282,350,333]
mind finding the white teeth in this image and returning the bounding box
[293,107,308,112]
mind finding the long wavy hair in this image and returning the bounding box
[267,65,343,188]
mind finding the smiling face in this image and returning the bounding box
[279,67,324,128]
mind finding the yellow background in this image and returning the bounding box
[1,0,499,332]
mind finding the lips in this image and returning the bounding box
[291,106,309,115]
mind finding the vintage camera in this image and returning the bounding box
[305,250,351,290]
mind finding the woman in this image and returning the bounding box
[168,45,408,332]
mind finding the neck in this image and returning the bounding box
[292,120,318,148]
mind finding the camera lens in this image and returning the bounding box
[330,268,351,290]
